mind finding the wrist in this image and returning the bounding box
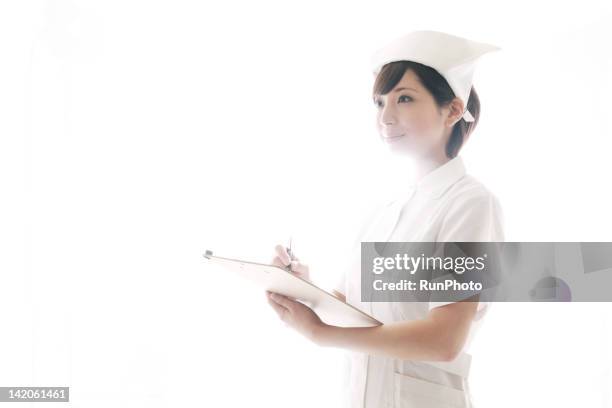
[312,322,333,346]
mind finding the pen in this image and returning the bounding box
[286,236,297,272]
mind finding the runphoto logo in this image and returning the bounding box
[372,253,487,275]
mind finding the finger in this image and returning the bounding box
[266,290,286,307]
[267,296,288,321]
[290,261,309,274]
[290,261,310,280]
[274,244,291,265]
[267,290,291,306]
[290,264,305,279]
[271,255,287,268]
[269,292,295,311]
[267,299,286,320]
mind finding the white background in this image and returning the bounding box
[1,0,612,407]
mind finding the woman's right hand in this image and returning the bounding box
[271,244,311,281]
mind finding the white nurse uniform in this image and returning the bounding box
[334,155,504,408]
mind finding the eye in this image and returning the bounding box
[398,95,413,103]
[373,97,383,108]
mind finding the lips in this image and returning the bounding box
[383,133,404,141]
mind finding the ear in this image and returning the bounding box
[445,98,465,128]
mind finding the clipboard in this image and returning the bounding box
[203,250,381,328]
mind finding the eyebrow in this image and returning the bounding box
[392,87,418,93]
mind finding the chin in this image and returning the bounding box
[382,135,410,151]
[387,144,417,158]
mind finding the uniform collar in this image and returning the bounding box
[403,156,467,201]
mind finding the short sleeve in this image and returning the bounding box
[436,192,505,242]
[429,192,505,315]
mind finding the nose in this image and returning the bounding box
[379,98,396,127]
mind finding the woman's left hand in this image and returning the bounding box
[266,291,327,344]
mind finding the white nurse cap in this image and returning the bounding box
[370,30,500,122]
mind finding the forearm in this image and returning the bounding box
[314,319,456,362]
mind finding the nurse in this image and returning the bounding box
[266,30,504,408]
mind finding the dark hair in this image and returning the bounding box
[372,61,480,159]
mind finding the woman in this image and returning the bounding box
[266,30,504,408]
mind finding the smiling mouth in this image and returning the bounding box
[383,134,404,141]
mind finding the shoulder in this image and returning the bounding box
[437,175,505,241]
[442,174,503,216]
[449,175,501,205]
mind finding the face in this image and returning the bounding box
[373,69,460,160]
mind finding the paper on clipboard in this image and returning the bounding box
[203,250,381,328]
